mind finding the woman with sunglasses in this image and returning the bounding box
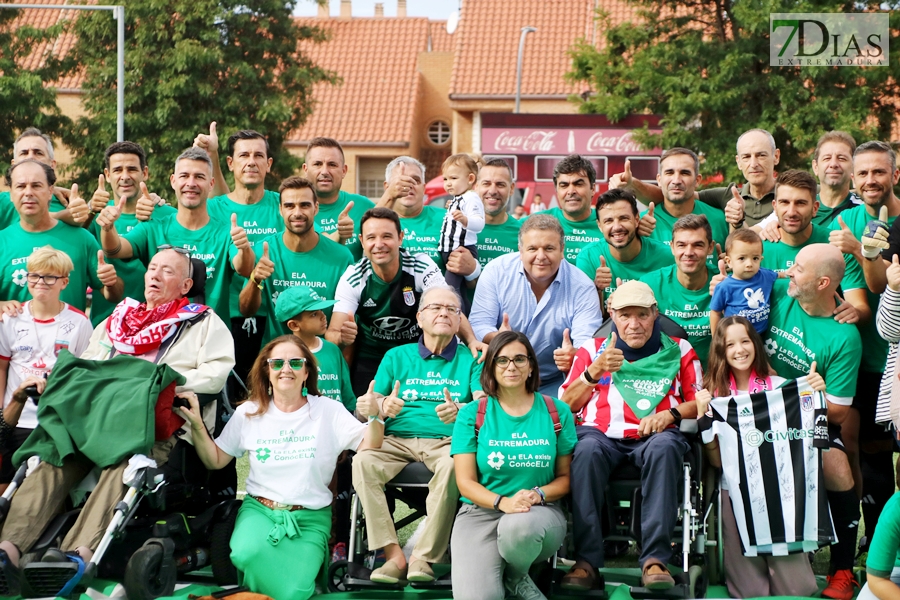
[178,334,384,600]
[450,331,576,600]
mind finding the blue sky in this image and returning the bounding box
[294,0,460,19]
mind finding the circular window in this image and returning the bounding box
[427,120,451,146]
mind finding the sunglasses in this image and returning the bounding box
[157,244,191,256]
[267,357,306,371]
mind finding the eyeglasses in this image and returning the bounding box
[157,244,191,256]
[26,273,61,285]
[421,303,461,315]
[267,357,306,371]
[495,355,530,368]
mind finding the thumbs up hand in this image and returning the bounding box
[594,256,612,292]
[725,186,745,226]
[230,213,250,250]
[355,380,382,419]
[194,121,219,157]
[806,360,827,393]
[861,205,891,258]
[887,254,900,292]
[340,312,358,346]
[608,159,633,190]
[553,327,577,373]
[252,241,274,284]
[67,184,90,224]
[337,201,355,242]
[638,202,656,237]
[135,182,157,222]
[96,195,125,231]
[591,332,624,376]
[90,174,111,214]
[381,380,405,418]
[829,216,862,257]
[709,259,727,296]
[96,249,118,287]
[498,312,512,333]
[435,387,460,424]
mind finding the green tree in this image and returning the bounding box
[63,0,335,191]
[0,8,76,175]
[568,1,900,182]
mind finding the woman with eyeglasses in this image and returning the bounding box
[178,334,384,600]
[450,331,576,600]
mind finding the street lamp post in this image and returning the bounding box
[515,26,537,114]
[0,4,126,141]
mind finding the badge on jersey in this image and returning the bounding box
[403,286,415,306]
[54,340,70,356]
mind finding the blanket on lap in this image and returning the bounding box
[13,350,184,468]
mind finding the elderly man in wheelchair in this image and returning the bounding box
[0,247,234,596]
[351,285,484,585]
[558,281,701,592]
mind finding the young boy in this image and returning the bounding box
[0,247,93,491]
[275,285,355,412]
[710,228,784,334]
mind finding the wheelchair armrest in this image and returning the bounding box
[679,419,699,436]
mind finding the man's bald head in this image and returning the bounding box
[789,244,844,301]
[805,244,845,283]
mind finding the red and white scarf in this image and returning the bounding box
[729,369,773,395]
[106,297,206,355]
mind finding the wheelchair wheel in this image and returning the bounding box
[327,560,348,593]
[124,545,176,600]
[210,506,239,585]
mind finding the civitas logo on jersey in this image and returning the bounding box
[744,427,815,447]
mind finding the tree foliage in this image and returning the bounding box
[568,0,900,183]
[0,8,76,176]
[63,0,335,189]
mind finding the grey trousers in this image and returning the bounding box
[450,502,566,600]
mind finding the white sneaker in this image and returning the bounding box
[504,573,546,600]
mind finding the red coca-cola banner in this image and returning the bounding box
[481,128,660,156]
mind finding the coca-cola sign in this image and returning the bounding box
[482,127,660,156]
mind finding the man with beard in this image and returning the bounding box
[473,159,521,267]
[577,188,674,311]
[236,176,353,345]
[634,148,729,252]
[537,155,602,264]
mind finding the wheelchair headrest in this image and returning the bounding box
[186,258,207,299]
[592,314,689,341]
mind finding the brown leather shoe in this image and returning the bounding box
[641,560,675,589]
[561,560,598,591]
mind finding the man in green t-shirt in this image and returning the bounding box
[0,161,123,312]
[303,137,375,260]
[377,156,447,269]
[475,159,522,268]
[96,148,255,323]
[352,285,484,584]
[577,188,674,312]
[537,154,602,264]
[613,129,779,228]
[237,177,353,345]
[635,148,730,253]
[767,243,863,594]
[640,214,718,364]
[83,141,177,326]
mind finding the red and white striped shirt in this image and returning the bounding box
[559,335,702,440]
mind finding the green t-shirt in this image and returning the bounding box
[829,203,895,372]
[761,224,832,273]
[312,337,355,411]
[0,222,103,312]
[814,192,860,226]
[0,191,66,230]
[399,206,447,269]
[866,490,900,576]
[640,264,716,364]
[316,190,374,261]
[374,340,483,439]
[640,201,729,255]
[576,237,674,298]
[477,217,522,268]
[208,191,283,320]
[88,204,178,326]
[539,207,602,264]
[124,214,236,321]
[451,394,576,504]
[766,280,861,400]
[236,233,353,344]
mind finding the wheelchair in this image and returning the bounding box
[330,461,453,592]
[0,366,246,600]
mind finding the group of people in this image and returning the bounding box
[0,123,898,600]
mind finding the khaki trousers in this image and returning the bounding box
[0,438,174,554]
[351,436,457,562]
